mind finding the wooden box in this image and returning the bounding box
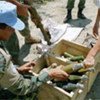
[33,55,88,100]
[47,40,90,63]
[32,47,88,100]
[46,40,99,92]
[32,40,99,100]
[87,52,100,91]
[38,81,88,100]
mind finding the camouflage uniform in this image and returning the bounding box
[4,0,50,62]
[18,0,32,39]
[4,0,40,64]
[67,0,85,10]
[64,0,86,23]
[4,33,20,65]
[0,41,49,96]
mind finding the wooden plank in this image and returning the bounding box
[75,78,88,100]
[47,40,100,94]
[87,63,100,92]
[38,83,83,100]
[87,53,100,92]
[49,40,90,58]
[34,40,100,100]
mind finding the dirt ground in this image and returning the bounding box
[17,0,100,100]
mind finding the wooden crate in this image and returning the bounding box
[32,55,47,73]
[46,40,99,93]
[48,40,90,60]
[33,55,88,100]
[38,81,88,100]
[32,40,99,100]
[34,57,88,100]
[87,52,100,92]
[44,55,88,100]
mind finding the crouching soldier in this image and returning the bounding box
[0,1,68,96]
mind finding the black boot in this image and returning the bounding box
[63,9,72,23]
[78,9,86,19]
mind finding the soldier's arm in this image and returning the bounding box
[24,0,51,45]
[93,8,100,36]
[6,0,21,6]
[0,52,68,95]
[0,52,50,95]
[86,36,100,58]
[6,0,30,16]
[29,6,51,45]
[84,36,100,68]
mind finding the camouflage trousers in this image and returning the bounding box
[67,0,86,10]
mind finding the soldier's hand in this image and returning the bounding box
[48,65,69,81]
[17,3,30,17]
[84,56,95,68]
[24,0,33,4]
[17,61,35,73]
[93,23,99,37]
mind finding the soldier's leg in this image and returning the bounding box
[64,0,75,23]
[19,15,41,44]
[67,0,75,10]
[78,0,86,19]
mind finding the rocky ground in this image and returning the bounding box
[17,0,100,99]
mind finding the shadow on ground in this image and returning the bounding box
[67,18,92,27]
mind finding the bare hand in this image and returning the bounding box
[48,65,69,80]
[93,24,99,37]
[17,3,30,17]
[24,0,33,4]
[84,56,95,68]
[17,61,35,73]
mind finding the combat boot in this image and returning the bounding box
[78,9,86,19]
[63,9,72,23]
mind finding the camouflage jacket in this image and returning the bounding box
[0,41,49,95]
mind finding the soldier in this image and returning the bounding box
[3,0,42,64]
[24,0,51,44]
[4,0,51,64]
[93,0,100,37]
[0,1,68,96]
[64,0,86,23]
[7,0,42,44]
[84,36,100,68]
[84,0,100,68]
